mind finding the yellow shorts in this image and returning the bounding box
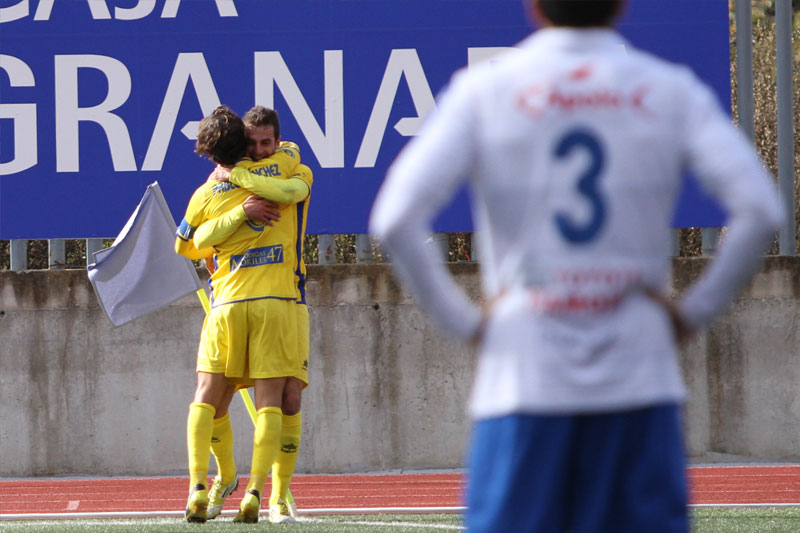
[197,298,300,384]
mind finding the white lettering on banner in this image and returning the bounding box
[0,0,28,23]
[355,49,435,168]
[142,53,221,171]
[0,47,501,176]
[28,0,111,20]
[55,55,136,172]
[254,51,344,168]
[32,0,52,20]
[0,55,37,175]
[0,0,237,22]
[161,0,237,18]
[467,47,514,67]
[115,0,156,20]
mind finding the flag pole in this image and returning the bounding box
[194,287,295,507]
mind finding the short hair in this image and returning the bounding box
[536,0,622,27]
[242,105,281,139]
[194,105,247,165]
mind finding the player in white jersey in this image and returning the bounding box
[369,1,784,531]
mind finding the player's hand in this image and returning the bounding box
[645,289,693,345]
[242,195,281,226]
[204,256,216,275]
[261,199,281,224]
[208,165,232,182]
[471,289,508,347]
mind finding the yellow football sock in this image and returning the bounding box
[187,402,216,489]
[246,406,283,497]
[270,412,302,506]
[211,413,236,483]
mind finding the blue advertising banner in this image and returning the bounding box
[0,0,729,238]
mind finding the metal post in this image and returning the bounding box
[318,234,336,265]
[670,229,680,257]
[701,228,719,256]
[48,239,65,269]
[775,0,796,255]
[735,0,754,141]
[10,240,27,271]
[701,227,717,257]
[355,234,373,263]
[703,0,756,257]
[427,233,449,261]
[86,238,105,266]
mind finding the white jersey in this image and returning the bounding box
[370,28,784,419]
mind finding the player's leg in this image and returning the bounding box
[234,298,297,523]
[465,413,574,532]
[270,302,309,520]
[269,377,303,522]
[207,383,239,519]
[234,377,286,523]
[188,303,246,522]
[569,405,689,533]
[185,371,230,522]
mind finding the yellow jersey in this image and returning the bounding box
[175,143,308,306]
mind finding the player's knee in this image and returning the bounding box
[282,388,302,415]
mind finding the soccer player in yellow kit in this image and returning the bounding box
[197,107,313,524]
[236,106,312,524]
[176,105,311,524]
[195,160,312,524]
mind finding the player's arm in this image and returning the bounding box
[675,70,784,332]
[291,163,314,192]
[192,205,247,251]
[244,140,301,182]
[369,70,482,341]
[229,168,310,205]
[175,232,212,259]
[209,141,306,203]
[229,143,309,205]
[177,199,273,264]
[275,141,301,166]
[193,194,281,250]
[175,191,215,260]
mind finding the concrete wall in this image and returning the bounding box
[0,258,798,477]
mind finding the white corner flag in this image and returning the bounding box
[88,182,204,326]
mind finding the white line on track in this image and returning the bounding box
[305,517,464,530]
[0,506,466,521]
[690,503,800,508]
[4,503,800,521]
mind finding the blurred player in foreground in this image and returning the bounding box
[369,1,784,531]
[176,105,311,524]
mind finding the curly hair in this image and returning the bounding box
[194,105,248,165]
[242,105,281,139]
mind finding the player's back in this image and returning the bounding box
[208,157,311,306]
[457,28,739,415]
[467,29,703,298]
[183,180,290,304]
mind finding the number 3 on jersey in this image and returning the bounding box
[553,129,606,244]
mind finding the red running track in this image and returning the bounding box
[2,466,800,516]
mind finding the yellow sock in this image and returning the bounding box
[246,406,283,497]
[211,413,236,483]
[187,402,215,489]
[270,412,302,506]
